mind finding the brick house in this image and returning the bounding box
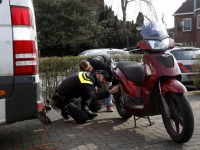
[173,0,200,48]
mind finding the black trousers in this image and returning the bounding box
[55,88,91,109]
[53,91,89,124]
[65,103,88,124]
[81,92,91,109]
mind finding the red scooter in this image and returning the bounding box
[112,21,194,143]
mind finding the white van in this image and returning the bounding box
[0,0,63,125]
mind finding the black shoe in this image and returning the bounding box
[61,110,69,119]
[82,106,98,119]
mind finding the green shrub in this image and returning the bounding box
[192,55,200,89]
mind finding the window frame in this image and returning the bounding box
[183,18,192,31]
[197,14,200,29]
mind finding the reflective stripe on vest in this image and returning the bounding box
[78,72,93,84]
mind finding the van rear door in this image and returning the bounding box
[0,0,42,124]
[0,0,14,124]
[0,0,63,125]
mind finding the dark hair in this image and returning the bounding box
[94,70,109,81]
[79,60,89,71]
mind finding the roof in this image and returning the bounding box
[174,0,200,15]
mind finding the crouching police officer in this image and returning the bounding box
[53,70,119,124]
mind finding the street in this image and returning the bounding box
[0,92,200,150]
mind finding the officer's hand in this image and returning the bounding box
[109,85,120,94]
[95,86,99,91]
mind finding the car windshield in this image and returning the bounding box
[141,22,169,39]
[171,50,200,60]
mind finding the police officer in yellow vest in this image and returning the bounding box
[55,70,119,124]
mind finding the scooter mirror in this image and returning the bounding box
[177,21,183,32]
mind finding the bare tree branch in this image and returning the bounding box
[127,0,133,3]
[120,0,159,47]
[143,15,151,22]
[161,13,167,28]
[121,0,159,24]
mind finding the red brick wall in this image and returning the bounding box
[174,14,196,44]
[196,10,200,48]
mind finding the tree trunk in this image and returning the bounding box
[121,0,128,24]
[121,0,158,23]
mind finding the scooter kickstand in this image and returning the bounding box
[134,115,154,128]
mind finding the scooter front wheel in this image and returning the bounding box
[115,96,132,119]
[162,92,194,143]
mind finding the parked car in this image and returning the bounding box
[79,48,130,57]
[79,48,131,66]
[166,47,200,85]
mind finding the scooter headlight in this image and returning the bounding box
[147,38,169,50]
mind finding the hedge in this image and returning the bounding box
[192,55,200,89]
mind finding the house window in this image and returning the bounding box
[197,14,200,29]
[183,18,191,31]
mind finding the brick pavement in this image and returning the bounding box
[0,92,200,150]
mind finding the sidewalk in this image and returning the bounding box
[0,91,199,150]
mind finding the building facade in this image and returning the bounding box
[173,0,200,47]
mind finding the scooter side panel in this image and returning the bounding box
[149,54,181,77]
[113,68,141,97]
[113,69,150,116]
[160,78,187,96]
[122,81,143,106]
[113,68,133,95]
[142,53,183,94]
[128,81,141,97]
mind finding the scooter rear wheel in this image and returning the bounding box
[162,92,194,143]
[115,96,132,119]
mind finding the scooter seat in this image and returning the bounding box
[117,61,144,84]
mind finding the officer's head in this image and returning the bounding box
[94,70,109,87]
